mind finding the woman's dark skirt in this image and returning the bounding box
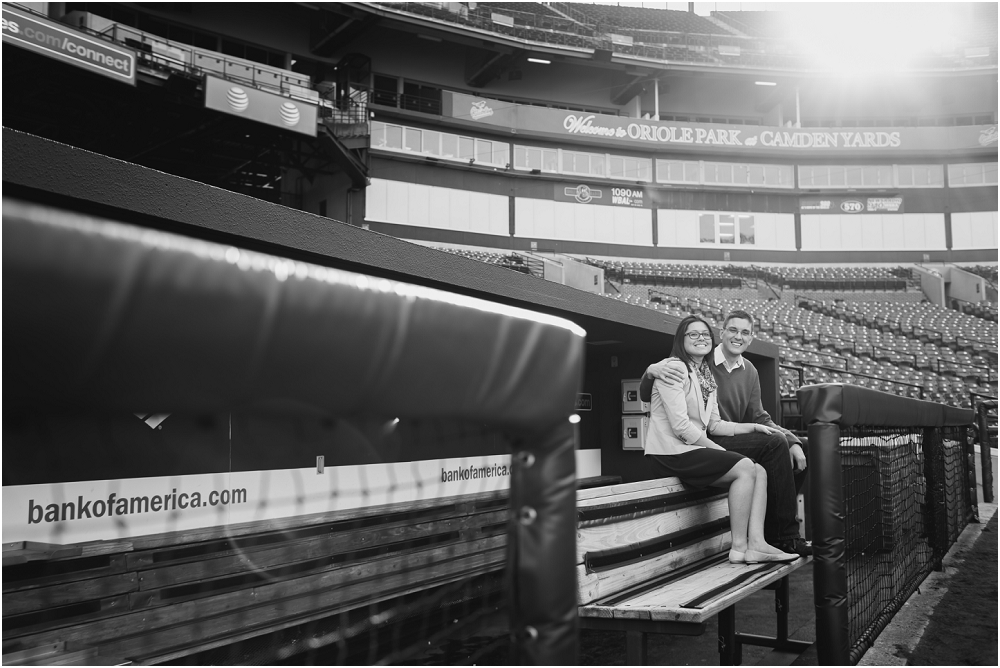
[649,448,747,489]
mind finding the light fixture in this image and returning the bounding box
[755,81,777,86]
[527,57,551,64]
[417,34,442,42]
[568,414,581,424]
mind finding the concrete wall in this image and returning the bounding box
[559,255,604,295]
[914,265,947,306]
[947,266,988,306]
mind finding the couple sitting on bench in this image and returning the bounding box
[639,310,811,564]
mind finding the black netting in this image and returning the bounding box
[838,425,973,663]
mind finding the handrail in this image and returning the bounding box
[935,358,996,383]
[779,344,849,372]
[522,251,564,267]
[782,322,808,339]
[684,295,716,309]
[911,324,945,341]
[793,294,825,309]
[817,333,857,354]
[956,334,998,350]
[779,363,804,389]
[870,345,917,367]
[648,288,682,304]
[758,274,783,300]
[970,392,998,406]
[108,24,314,95]
[949,262,998,293]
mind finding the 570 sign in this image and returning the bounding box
[800,196,905,215]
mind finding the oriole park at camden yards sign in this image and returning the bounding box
[2,5,136,85]
[444,92,998,155]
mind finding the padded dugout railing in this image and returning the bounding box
[798,384,976,665]
[2,198,585,664]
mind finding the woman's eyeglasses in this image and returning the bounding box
[684,331,713,341]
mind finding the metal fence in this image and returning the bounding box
[801,384,976,665]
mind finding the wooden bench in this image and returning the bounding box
[2,490,512,665]
[576,478,812,665]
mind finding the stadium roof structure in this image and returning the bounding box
[349,2,998,77]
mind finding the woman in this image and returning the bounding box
[645,315,797,565]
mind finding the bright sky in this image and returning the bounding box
[580,2,985,73]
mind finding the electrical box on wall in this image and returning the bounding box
[622,415,648,451]
[621,379,649,414]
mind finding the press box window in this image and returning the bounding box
[799,165,894,189]
[699,213,755,246]
[739,216,755,244]
[718,215,736,244]
[896,165,944,188]
[370,121,508,166]
[656,160,792,188]
[699,214,716,243]
[948,162,998,187]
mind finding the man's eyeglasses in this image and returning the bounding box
[725,327,753,338]
[685,331,713,341]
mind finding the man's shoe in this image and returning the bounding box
[776,538,812,557]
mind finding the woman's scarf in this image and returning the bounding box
[692,358,717,408]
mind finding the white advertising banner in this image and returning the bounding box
[442,91,999,156]
[2,4,136,84]
[3,451,601,545]
[204,74,317,136]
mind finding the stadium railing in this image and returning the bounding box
[2,199,585,664]
[798,384,976,665]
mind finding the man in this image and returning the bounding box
[639,309,809,556]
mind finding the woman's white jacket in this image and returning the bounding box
[644,361,739,456]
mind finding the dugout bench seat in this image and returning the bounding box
[576,478,812,665]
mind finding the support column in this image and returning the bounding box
[509,420,579,665]
[653,79,660,121]
[809,422,849,665]
[795,86,801,128]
